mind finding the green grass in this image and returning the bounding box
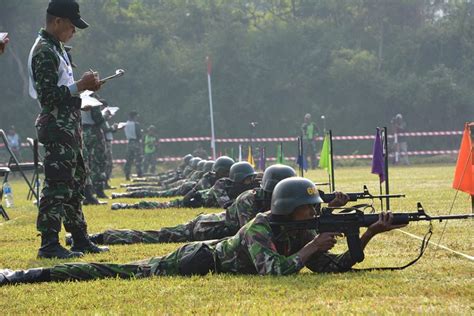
[0,165,473,315]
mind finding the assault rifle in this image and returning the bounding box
[319,185,405,203]
[270,203,474,267]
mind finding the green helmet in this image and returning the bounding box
[183,154,193,165]
[261,164,297,193]
[212,156,235,175]
[190,157,202,169]
[197,160,207,171]
[271,177,323,216]
[204,160,215,173]
[229,162,257,183]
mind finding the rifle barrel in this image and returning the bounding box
[320,192,405,203]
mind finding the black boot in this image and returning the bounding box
[70,230,109,253]
[83,185,107,205]
[94,182,109,199]
[38,232,84,259]
[104,181,116,190]
[65,233,104,246]
[0,268,51,286]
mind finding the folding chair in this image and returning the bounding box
[0,167,10,220]
[26,138,43,201]
[0,129,41,201]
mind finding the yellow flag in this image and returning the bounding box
[247,145,255,168]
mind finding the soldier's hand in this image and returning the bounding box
[310,232,341,253]
[367,211,407,235]
[327,192,349,207]
[77,71,100,92]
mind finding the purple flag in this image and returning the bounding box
[371,128,385,183]
[258,147,266,171]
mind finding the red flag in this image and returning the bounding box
[452,123,474,194]
[206,56,212,75]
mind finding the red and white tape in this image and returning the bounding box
[113,130,463,144]
[109,150,458,164]
[0,130,463,148]
[0,149,459,168]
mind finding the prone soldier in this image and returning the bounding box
[0,177,404,284]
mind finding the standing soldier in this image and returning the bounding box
[143,125,158,174]
[301,113,320,169]
[81,104,108,198]
[123,111,143,180]
[102,108,118,188]
[28,0,109,258]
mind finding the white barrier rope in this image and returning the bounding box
[397,229,474,261]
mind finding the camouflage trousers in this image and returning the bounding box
[113,200,180,210]
[50,241,219,281]
[105,140,113,180]
[83,127,107,186]
[99,213,229,244]
[119,181,196,198]
[124,140,143,179]
[37,142,87,234]
[143,151,157,174]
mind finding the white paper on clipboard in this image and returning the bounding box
[0,32,8,43]
[102,106,119,116]
[80,90,103,108]
[117,122,127,129]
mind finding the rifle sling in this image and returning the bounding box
[350,223,433,271]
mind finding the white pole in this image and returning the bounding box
[206,56,216,159]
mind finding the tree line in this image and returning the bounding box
[1,0,473,156]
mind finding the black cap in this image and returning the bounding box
[47,0,89,29]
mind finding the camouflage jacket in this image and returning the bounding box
[182,166,194,177]
[203,178,232,208]
[31,29,82,145]
[189,170,204,182]
[215,212,356,275]
[225,188,268,233]
[194,172,217,191]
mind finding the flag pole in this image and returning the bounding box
[383,126,390,210]
[470,124,474,213]
[329,130,335,191]
[206,56,216,159]
[298,135,304,177]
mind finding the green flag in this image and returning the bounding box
[276,143,285,164]
[319,134,332,174]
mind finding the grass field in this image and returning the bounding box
[0,164,473,314]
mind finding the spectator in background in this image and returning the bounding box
[391,113,409,165]
[193,143,209,159]
[6,126,21,159]
[301,113,320,169]
[123,111,143,180]
[143,125,158,174]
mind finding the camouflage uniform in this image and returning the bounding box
[117,171,206,198]
[123,120,143,179]
[82,107,107,190]
[102,120,116,181]
[96,188,267,244]
[30,29,88,235]
[112,178,233,210]
[48,212,356,281]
